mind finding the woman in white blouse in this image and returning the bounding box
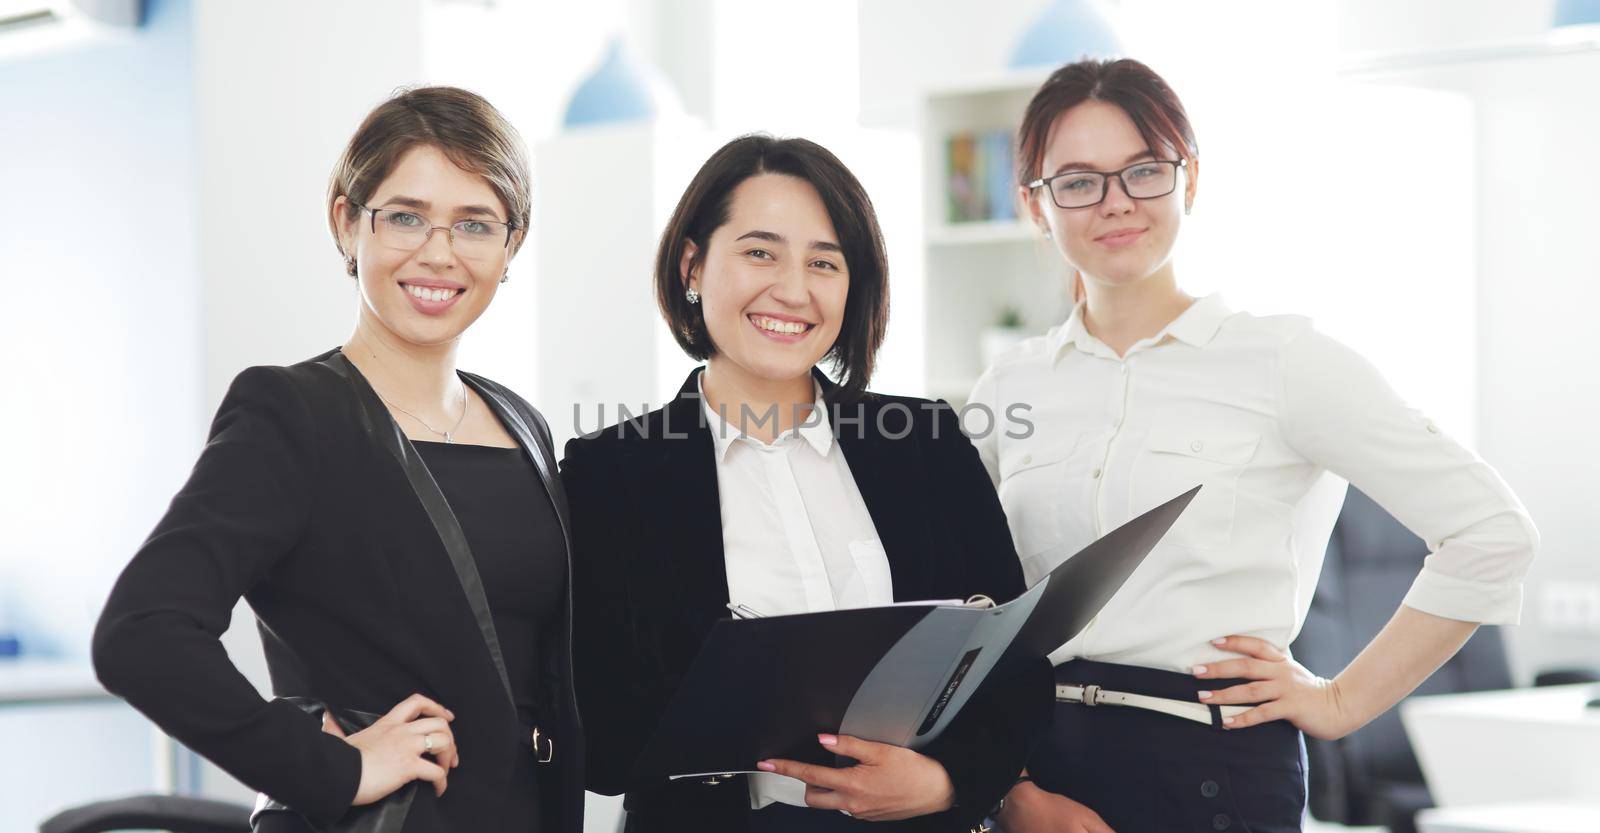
[971,59,1538,833]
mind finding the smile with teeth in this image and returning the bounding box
[749,314,814,335]
[404,284,463,302]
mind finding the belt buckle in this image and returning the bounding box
[1081,684,1102,706]
[700,773,735,786]
[531,726,554,764]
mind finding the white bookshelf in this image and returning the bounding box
[918,71,1072,405]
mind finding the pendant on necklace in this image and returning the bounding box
[444,433,455,444]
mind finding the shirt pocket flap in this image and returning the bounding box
[1145,426,1261,465]
[998,432,1081,480]
[847,538,896,606]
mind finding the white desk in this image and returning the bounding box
[1401,684,1600,807]
[1417,802,1600,833]
[0,657,112,704]
[0,659,154,833]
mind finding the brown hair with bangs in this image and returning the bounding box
[327,85,531,274]
[655,134,890,403]
[1016,58,1197,186]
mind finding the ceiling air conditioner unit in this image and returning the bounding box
[0,0,145,61]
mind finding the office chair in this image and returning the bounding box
[37,794,250,833]
[1292,486,1597,833]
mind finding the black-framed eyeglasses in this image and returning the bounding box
[352,202,518,260]
[1027,158,1188,210]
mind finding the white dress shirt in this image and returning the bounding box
[967,294,1538,674]
[699,376,893,809]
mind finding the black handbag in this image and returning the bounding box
[249,698,416,833]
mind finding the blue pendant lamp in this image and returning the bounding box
[562,35,677,128]
[1008,0,1123,69]
[1553,0,1600,27]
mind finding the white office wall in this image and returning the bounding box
[1336,0,1600,683]
[0,0,201,824]
[1336,0,1560,54]
[195,0,427,407]
[1470,66,1600,682]
[857,0,1049,125]
[0,0,200,659]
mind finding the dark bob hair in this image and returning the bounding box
[654,134,889,402]
[1016,58,1197,186]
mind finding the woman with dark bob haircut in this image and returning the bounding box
[562,133,1052,833]
[93,86,585,832]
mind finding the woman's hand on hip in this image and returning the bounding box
[757,734,955,821]
[998,781,1117,833]
[1196,635,1356,740]
[320,693,461,804]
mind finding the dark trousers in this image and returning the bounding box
[1029,659,1308,833]
[747,802,882,833]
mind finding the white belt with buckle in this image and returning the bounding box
[1055,683,1249,726]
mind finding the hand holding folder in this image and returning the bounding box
[630,486,1201,784]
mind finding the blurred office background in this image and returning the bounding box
[1,1,1597,831]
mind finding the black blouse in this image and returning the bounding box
[414,441,566,724]
[416,440,567,832]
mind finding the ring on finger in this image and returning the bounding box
[424,734,435,754]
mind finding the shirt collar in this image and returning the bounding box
[698,375,834,461]
[1050,292,1231,364]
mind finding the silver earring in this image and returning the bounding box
[685,287,700,304]
[345,256,357,277]
[1185,203,1192,216]
[1043,230,1053,240]
[501,271,510,284]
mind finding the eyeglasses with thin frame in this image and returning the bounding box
[1027,158,1188,210]
[351,202,517,261]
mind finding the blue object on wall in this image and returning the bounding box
[562,36,664,128]
[1008,0,1122,69]
[1553,0,1600,27]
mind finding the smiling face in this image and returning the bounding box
[683,173,849,388]
[1026,99,1198,289]
[334,144,519,348]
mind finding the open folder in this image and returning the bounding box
[630,486,1200,783]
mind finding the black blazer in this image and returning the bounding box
[93,349,584,833]
[561,368,1053,833]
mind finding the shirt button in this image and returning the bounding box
[1426,422,1439,434]
[1091,468,1102,479]
[1120,365,1130,375]
[1190,440,1204,453]
[1022,454,1033,465]
[1200,780,1220,798]
[1212,813,1232,831]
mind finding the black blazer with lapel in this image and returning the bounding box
[93,349,585,833]
[561,368,1053,833]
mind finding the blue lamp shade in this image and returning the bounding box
[1553,0,1600,27]
[1008,0,1123,69]
[562,36,676,128]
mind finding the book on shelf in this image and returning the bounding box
[945,128,1017,224]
